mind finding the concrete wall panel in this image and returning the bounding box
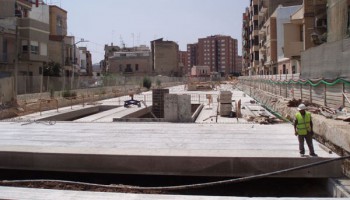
[0,77,14,103]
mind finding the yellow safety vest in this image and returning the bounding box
[295,112,312,135]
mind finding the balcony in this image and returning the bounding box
[259,1,267,16]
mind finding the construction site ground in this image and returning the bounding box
[0,84,349,199]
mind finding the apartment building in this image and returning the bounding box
[186,43,198,71]
[187,35,239,76]
[236,56,242,76]
[151,38,179,77]
[0,18,16,77]
[48,5,67,67]
[108,45,152,76]
[242,0,303,76]
[178,51,188,76]
[242,8,250,76]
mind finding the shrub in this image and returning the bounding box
[62,90,77,99]
[143,77,152,89]
[156,79,161,87]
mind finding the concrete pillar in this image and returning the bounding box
[164,94,191,122]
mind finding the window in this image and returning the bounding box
[40,43,47,56]
[300,25,304,42]
[283,64,286,74]
[30,41,39,55]
[125,64,132,72]
[22,40,28,53]
[135,64,139,71]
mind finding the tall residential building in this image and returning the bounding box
[178,51,188,76]
[151,38,179,76]
[242,0,303,75]
[187,35,239,76]
[242,8,250,76]
[236,56,242,76]
[186,43,198,71]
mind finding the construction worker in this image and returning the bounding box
[294,104,318,157]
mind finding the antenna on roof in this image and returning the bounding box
[120,35,125,49]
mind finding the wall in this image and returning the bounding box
[275,5,302,61]
[283,23,303,58]
[0,0,15,18]
[48,39,63,65]
[109,56,152,75]
[153,40,179,76]
[301,38,350,80]
[0,77,14,103]
[327,0,349,42]
[49,6,67,36]
[29,4,50,24]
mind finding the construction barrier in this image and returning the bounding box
[239,74,350,110]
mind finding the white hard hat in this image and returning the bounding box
[297,104,306,111]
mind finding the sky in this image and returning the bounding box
[50,0,248,64]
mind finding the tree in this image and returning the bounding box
[43,61,62,77]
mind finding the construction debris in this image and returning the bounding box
[245,115,283,125]
[287,99,302,107]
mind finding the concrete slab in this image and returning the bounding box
[0,186,341,200]
[0,122,341,178]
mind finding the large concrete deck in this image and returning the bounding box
[0,122,341,177]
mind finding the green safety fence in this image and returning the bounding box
[250,78,350,87]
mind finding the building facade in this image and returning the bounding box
[300,0,350,80]
[103,43,121,73]
[151,38,179,76]
[178,51,188,76]
[242,0,303,76]
[191,66,210,77]
[187,35,239,76]
[186,43,198,72]
[108,45,152,76]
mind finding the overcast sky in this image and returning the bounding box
[52,0,247,63]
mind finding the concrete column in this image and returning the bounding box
[164,94,191,122]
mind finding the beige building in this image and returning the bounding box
[103,43,121,73]
[281,0,327,75]
[151,38,180,77]
[48,5,67,66]
[108,46,152,76]
[191,66,210,77]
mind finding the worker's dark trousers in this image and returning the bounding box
[298,133,315,155]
